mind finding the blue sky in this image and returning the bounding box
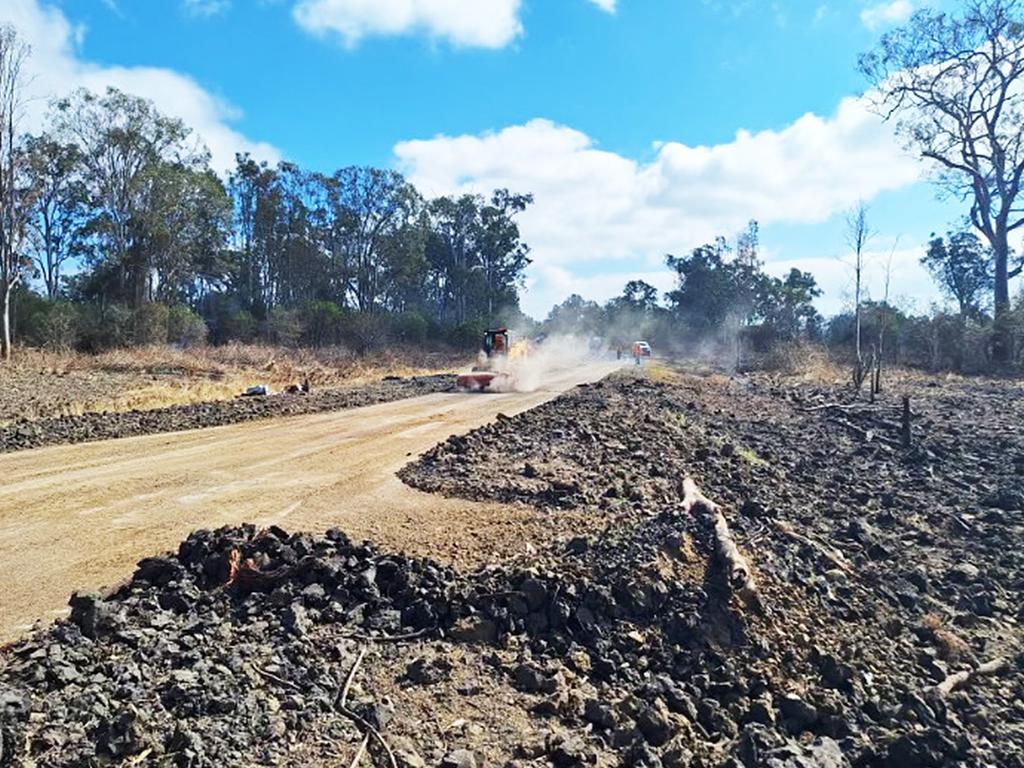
[5,0,991,318]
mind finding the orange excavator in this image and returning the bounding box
[456,327,516,392]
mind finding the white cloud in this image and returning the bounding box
[860,0,913,30]
[292,0,524,49]
[0,0,279,173]
[182,0,232,18]
[766,246,940,317]
[394,99,923,317]
[587,0,617,13]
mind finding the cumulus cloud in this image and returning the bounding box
[394,100,923,316]
[587,0,617,13]
[0,0,279,173]
[292,0,524,49]
[860,0,914,30]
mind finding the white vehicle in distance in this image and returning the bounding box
[632,341,652,358]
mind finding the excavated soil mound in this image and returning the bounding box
[401,369,1024,766]
[0,374,454,453]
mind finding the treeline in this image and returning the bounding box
[543,222,823,361]
[544,219,1024,372]
[5,78,533,355]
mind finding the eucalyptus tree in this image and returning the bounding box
[50,87,206,305]
[25,135,90,299]
[0,24,30,360]
[861,0,1024,361]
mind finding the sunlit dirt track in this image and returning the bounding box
[0,361,619,642]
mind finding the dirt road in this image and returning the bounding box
[0,361,619,642]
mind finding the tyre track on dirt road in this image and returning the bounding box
[0,362,620,642]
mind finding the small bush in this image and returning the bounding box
[390,311,431,344]
[133,303,170,346]
[221,310,258,343]
[339,312,391,354]
[299,300,343,347]
[168,305,208,347]
[40,302,80,351]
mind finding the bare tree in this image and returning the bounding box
[0,25,30,361]
[846,201,874,389]
[874,237,899,396]
[860,0,1024,363]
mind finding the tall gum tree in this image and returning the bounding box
[0,24,29,361]
[860,0,1024,362]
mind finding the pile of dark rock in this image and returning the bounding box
[402,371,1024,767]
[0,525,464,767]
[0,374,454,453]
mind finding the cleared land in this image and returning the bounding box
[2,363,1022,768]
[0,360,619,641]
[0,344,461,425]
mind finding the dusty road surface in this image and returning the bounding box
[0,360,620,642]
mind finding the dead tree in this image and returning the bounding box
[846,202,874,393]
[901,396,912,447]
[875,239,898,395]
[860,0,1024,363]
[681,476,759,608]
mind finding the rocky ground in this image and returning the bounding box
[0,374,454,453]
[1,366,1022,767]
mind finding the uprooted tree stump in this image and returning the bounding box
[681,476,761,611]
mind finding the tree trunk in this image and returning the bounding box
[991,229,1012,364]
[1,281,12,362]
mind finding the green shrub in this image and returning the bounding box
[390,311,430,344]
[300,300,343,347]
[221,310,258,343]
[40,302,80,351]
[133,303,170,346]
[339,312,391,354]
[447,319,491,350]
[168,305,208,347]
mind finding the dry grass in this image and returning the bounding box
[1,344,464,423]
[921,614,972,661]
[16,343,459,383]
[759,342,847,384]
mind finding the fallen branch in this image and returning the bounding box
[773,520,852,573]
[338,648,367,709]
[936,657,1009,696]
[339,628,432,643]
[347,734,369,768]
[802,402,862,412]
[681,477,759,608]
[251,664,303,692]
[826,416,901,449]
[337,706,398,768]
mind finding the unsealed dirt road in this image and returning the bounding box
[0,361,619,642]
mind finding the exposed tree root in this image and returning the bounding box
[681,477,760,610]
[936,657,1009,696]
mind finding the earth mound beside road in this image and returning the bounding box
[0,374,454,453]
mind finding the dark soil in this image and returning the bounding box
[2,367,1022,768]
[400,368,1024,766]
[0,375,454,454]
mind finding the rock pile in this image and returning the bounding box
[0,525,469,766]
